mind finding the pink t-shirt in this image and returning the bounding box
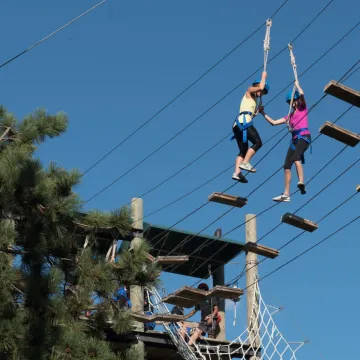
[284,103,310,139]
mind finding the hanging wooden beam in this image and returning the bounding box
[161,294,199,308]
[208,192,247,208]
[319,122,360,147]
[131,313,185,323]
[207,285,244,300]
[356,184,360,192]
[281,213,318,232]
[324,80,360,107]
[243,241,279,259]
[155,255,189,265]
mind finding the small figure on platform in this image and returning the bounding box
[231,71,269,183]
[179,283,221,346]
[259,80,311,202]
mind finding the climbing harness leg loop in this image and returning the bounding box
[230,111,253,143]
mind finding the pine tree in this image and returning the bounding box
[0,106,161,360]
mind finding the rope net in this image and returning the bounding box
[147,277,306,360]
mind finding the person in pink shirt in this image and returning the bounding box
[258,80,311,202]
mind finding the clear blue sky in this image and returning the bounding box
[1,0,359,358]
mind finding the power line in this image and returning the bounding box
[83,0,336,205]
[81,0,291,177]
[0,0,108,70]
[147,59,359,261]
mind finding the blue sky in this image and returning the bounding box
[1,0,359,358]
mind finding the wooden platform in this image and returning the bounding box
[208,192,247,208]
[324,80,360,107]
[162,285,244,307]
[243,241,279,259]
[281,213,318,232]
[131,313,185,323]
[319,121,360,147]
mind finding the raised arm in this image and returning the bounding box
[295,80,306,108]
[246,71,267,95]
[183,307,197,320]
[259,106,287,126]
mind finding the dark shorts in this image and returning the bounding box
[284,135,311,169]
[198,320,213,334]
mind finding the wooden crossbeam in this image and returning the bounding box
[243,241,279,259]
[175,286,207,303]
[281,212,318,232]
[131,313,185,323]
[324,80,360,107]
[207,285,244,300]
[357,184,360,192]
[319,122,360,147]
[208,192,247,208]
[161,294,198,308]
[155,255,189,265]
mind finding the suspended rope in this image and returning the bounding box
[263,19,272,71]
[286,43,299,131]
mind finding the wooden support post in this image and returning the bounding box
[245,215,260,359]
[213,267,226,340]
[130,198,144,359]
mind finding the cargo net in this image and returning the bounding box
[149,277,307,360]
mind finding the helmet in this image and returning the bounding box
[198,283,209,291]
[286,90,300,103]
[252,79,270,95]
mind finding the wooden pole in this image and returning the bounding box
[212,228,226,341]
[245,214,260,359]
[130,197,145,359]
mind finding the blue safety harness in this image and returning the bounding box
[290,127,312,164]
[230,111,254,143]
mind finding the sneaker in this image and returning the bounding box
[239,162,256,173]
[297,182,306,194]
[232,172,248,183]
[272,193,290,202]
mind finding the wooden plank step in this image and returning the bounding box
[161,294,199,308]
[281,212,318,232]
[207,285,244,300]
[243,241,279,259]
[319,122,360,147]
[324,80,360,107]
[356,184,360,192]
[175,286,208,303]
[208,192,247,208]
[155,255,189,265]
[131,313,185,323]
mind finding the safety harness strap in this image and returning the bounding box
[290,127,312,164]
[230,111,253,143]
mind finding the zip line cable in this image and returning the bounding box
[0,0,108,70]
[83,0,336,205]
[144,59,359,259]
[167,109,356,278]
[81,0,291,177]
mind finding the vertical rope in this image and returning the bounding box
[263,19,272,72]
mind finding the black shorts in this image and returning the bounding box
[284,135,311,169]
